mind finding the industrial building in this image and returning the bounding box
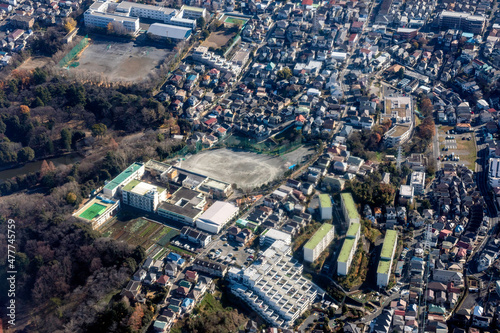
[376,230,398,287]
[303,223,335,263]
[319,194,332,220]
[337,222,361,275]
[341,192,360,225]
[228,240,319,328]
[196,201,239,234]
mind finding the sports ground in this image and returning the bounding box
[79,203,107,220]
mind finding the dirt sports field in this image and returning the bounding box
[180,147,315,189]
[70,39,171,82]
[201,30,236,49]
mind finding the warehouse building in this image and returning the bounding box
[303,223,335,263]
[341,192,360,225]
[147,23,192,40]
[376,230,398,287]
[196,201,239,234]
[319,194,332,220]
[337,222,360,275]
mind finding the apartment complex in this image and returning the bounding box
[489,158,500,188]
[376,230,398,287]
[303,223,335,263]
[228,241,319,328]
[84,0,200,34]
[192,46,243,76]
[337,222,361,275]
[341,192,360,225]
[438,11,486,34]
[121,179,167,212]
[410,171,426,195]
[260,228,292,248]
[319,194,333,220]
[382,96,413,125]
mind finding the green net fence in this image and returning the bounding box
[58,36,89,68]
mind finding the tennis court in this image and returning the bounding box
[224,16,248,24]
[79,203,107,221]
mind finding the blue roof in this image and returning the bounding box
[178,258,186,265]
[182,298,194,307]
[188,74,197,80]
[462,32,474,38]
[167,252,181,261]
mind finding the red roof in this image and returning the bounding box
[185,270,198,280]
[204,118,217,126]
[157,275,170,285]
[296,115,306,122]
[349,34,358,42]
[394,310,405,316]
[302,0,313,5]
[352,21,364,28]
[488,108,496,113]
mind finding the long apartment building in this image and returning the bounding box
[438,11,486,34]
[303,223,335,263]
[228,241,318,328]
[489,157,500,188]
[341,192,360,225]
[337,222,361,275]
[84,0,199,34]
[192,46,243,76]
[376,230,398,287]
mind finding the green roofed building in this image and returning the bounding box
[377,230,398,287]
[319,194,333,220]
[341,193,360,225]
[103,162,145,197]
[337,222,360,275]
[304,223,335,263]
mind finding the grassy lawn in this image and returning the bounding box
[196,293,224,314]
[167,244,194,257]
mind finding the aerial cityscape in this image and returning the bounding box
[0,0,500,331]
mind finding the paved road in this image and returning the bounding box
[355,293,400,324]
[298,312,319,332]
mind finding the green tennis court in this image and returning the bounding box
[224,17,248,24]
[79,203,107,220]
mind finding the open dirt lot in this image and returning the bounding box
[201,29,235,49]
[180,147,315,189]
[69,39,171,82]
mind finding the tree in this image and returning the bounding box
[18,147,35,163]
[66,192,77,205]
[91,123,107,138]
[201,29,210,39]
[32,68,47,85]
[20,104,30,116]
[197,17,206,29]
[419,97,433,117]
[277,67,292,81]
[397,67,405,80]
[61,128,72,151]
[64,18,77,33]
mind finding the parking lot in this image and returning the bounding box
[438,126,476,167]
[204,236,257,267]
